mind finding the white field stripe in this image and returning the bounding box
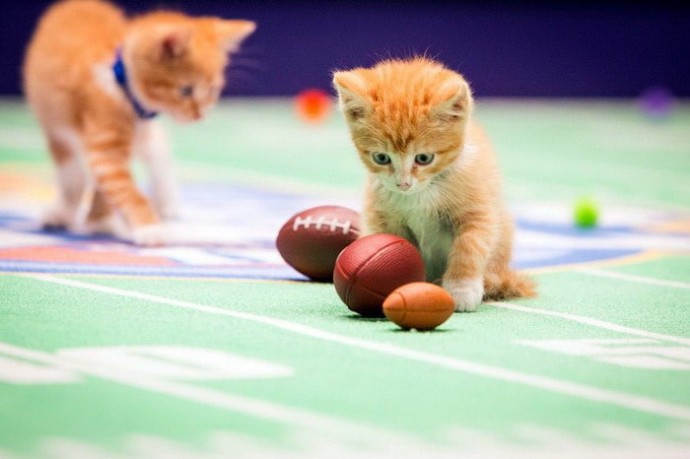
[0,341,359,434]
[488,302,690,346]
[22,273,690,422]
[578,268,690,290]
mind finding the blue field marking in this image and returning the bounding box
[514,218,642,269]
[0,182,687,280]
[514,248,640,270]
[0,260,299,280]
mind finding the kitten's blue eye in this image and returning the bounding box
[415,153,435,165]
[180,85,194,98]
[372,153,391,165]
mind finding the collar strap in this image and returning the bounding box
[112,49,158,120]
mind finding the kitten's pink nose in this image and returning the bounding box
[191,109,203,121]
[397,181,412,191]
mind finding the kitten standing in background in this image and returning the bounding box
[23,0,255,245]
[333,57,535,311]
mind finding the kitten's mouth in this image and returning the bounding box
[174,112,204,123]
[386,182,424,194]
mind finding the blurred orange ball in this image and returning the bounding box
[295,88,332,123]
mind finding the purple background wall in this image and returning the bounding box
[1,1,689,98]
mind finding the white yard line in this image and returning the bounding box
[488,302,690,346]
[0,341,364,434]
[577,268,690,290]
[21,273,690,422]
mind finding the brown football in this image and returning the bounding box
[276,206,360,281]
[383,282,455,331]
[333,234,426,317]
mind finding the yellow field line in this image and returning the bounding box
[524,250,674,276]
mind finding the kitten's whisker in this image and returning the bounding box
[224,70,256,91]
[228,56,268,72]
[230,44,264,56]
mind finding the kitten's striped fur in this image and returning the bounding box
[23,0,255,244]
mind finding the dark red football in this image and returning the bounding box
[333,233,426,317]
[276,205,360,281]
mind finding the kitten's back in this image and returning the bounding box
[24,0,125,87]
[23,0,125,123]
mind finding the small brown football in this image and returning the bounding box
[383,282,455,331]
[276,205,360,281]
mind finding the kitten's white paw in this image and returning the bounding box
[79,214,128,239]
[443,277,484,312]
[154,195,179,220]
[41,204,71,230]
[158,204,179,220]
[131,224,168,246]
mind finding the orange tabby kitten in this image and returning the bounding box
[23,0,255,245]
[333,57,535,311]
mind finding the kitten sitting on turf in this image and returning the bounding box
[333,57,535,311]
[23,0,255,245]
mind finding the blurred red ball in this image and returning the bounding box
[295,88,332,123]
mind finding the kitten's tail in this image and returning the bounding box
[484,269,536,301]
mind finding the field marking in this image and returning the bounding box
[577,268,690,290]
[0,341,362,434]
[524,250,666,275]
[21,273,690,422]
[488,302,690,346]
[0,270,306,285]
[518,338,690,370]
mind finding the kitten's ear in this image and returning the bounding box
[433,76,474,122]
[332,70,370,122]
[216,20,256,53]
[159,27,192,60]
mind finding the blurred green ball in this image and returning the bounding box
[574,197,599,228]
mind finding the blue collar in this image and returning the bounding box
[112,50,158,120]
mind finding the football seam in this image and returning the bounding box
[398,291,408,324]
[278,207,360,279]
[289,209,360,236]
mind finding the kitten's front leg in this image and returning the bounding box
[92,161,166,246]
[134,121,179,220]
[442,213,495,312]
[443,277,484,312]
[83,119,166,246]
